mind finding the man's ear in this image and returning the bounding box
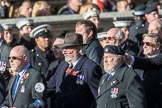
[88,30,93,38]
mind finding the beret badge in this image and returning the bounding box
[105,48,108,53]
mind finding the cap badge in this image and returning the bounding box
[44,28,48,33]
[105,48,108,52]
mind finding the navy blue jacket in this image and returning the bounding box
[47,55,102,108]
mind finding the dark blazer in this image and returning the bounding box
[30,46,55,77]
[47,55,102,108]
[128,19,147,56]
[85,38,104,65]
[58,5,77,15]
[0,73,6,105]
[143,68,162,108]
[18,37,36,51]
[2,68,46,108]
[96,65,146,108]
[0,41,11,68]
[0,41,11,85]
[134,53,162,70]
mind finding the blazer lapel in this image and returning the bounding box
[73,56,87,71]
[13,70,30,102]
[98,77,119,97]
[56,61,69,88]
[97,65,127,97]
[9,77,15,104]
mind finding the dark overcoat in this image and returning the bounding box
[96,65,146,108]
[30,46,55,77]
[47,55,102,108]
[85,38,104,65]
[143,68,162,108]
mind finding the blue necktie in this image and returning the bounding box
[12,74,20,99]
[107,73,112,81]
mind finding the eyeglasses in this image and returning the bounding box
[142,42,157,47]
[8,56,22,60]
[104,37,115,40]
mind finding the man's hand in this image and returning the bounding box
[124,53,134,67]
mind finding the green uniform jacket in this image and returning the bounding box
[2,68,46,108]
[96,65,147,108]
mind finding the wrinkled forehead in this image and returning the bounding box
[106,28,119,37]
[104,53,116,57]
[53,38,64,45]
[143,36,156,43]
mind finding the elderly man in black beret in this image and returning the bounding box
[96,45,146,108]
[29,24,55,79]
[47,32,102,108]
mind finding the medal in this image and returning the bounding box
[98,87,101,94]
[101,79,105,85]
[111,88,119,98]
[76,75,84,85]
[111,80,116,86]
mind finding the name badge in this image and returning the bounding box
[21,85,25,93]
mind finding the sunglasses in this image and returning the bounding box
[142,42,157,47]
[8,56,22,60]
[104,37,115,40]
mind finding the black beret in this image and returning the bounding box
[104,45,125,55]
[145,4,158,14]
[146,0,159,7]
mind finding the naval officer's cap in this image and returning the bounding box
[97,32,107,40]
[30,24,53,38]
[16,18,34,29]
[82,10,100,20]
[132,4,146,16]
[1,24,13,31]
[113,21,131,28]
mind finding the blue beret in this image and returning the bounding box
[104,45,125,55]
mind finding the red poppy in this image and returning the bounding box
[72,71,79,76]
[23,73,29,79]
